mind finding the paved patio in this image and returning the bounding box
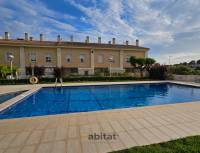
[0,81,200,153]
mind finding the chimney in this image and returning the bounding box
[57,35,61,42]
[4,32,10,40]
[24,32,28,41]
[108,41,111,44]
[29,37,33,41]
[40,34,43,41]
[70,35,73,42]
[126,40,129,45]
[85,36,89,43]
[112,38,115,45]
[136,39,139,46]
[98,37,101,44]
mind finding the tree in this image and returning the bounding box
[129,56,156,77]
[188,60,196,65]
[129,56,137,72]
[136,58,146,77]
[145,58,156,71]
[197,59,200,65]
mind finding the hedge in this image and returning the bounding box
[0,76,149,85]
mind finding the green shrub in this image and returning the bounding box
[170,65,192,75]
[0,65,17,78]
[25,66,45,78]
[0,76,149,85]
[170,65,200,75]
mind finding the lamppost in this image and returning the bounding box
[8,54,14,79]
[108,56,114,77]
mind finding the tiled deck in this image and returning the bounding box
[0,81,200,153]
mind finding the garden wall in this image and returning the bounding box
[173,75,200,82]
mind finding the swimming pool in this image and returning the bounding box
[0,83,200,119]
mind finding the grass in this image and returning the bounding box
[111,136,200,153]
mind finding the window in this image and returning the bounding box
[80,54,85,63]
[45,53,51,63]
[98,54,104,63]
[109,55,114,63]
[66,54,71,63]
[5,52,13,61]
[29,52,36,63]
[126,55,131,63]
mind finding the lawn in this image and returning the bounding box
[111,136,200,153]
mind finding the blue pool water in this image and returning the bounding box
[0,91,26,104]
[1,83,200,119]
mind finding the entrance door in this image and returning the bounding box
[84,71,89,76]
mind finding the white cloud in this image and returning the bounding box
[1,0,200,63]
[0,0,77,40]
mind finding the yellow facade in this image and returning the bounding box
[0,37,149,77]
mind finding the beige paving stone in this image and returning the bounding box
[147,127,171,142]
[118,132,137,148]
[175,123,195,135]
[90,123,102,134]
[128,118,144,129]
[159,115,174,124]
[0,133,17,149]
[144,117,163,127]
[68,125,80,138]
[128,129,150,146]
[80,124,91,137]
[109,134,125,151]
[0,135,5,140]
[96,140,112,153]
[153,116,171,125]
[35,120,48,130]
[51,141,66,153]
[78,115,89,125]
[36,142,53,153]
[87,115,97,123]
[100,122,114,133]
[157,126,181,139]
[166,124,189,138]
[96,113,108,123]
[110,121,125,132]
[137,118,153,128]
[20,145,36,153]
[186,122,200,134]
[138,128,161,144]
[4,147,21,153]
[69,116,78,126]
[0,149,5,153]
[9,131,30,147]
[57,117,69,127]
[67,138,82,153]
[55,126,68,141]
[26,130,42,145]
[41,129,56,142]
[81,137,98,153]
[118,119,134,131]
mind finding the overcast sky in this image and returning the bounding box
[0,0,200,64]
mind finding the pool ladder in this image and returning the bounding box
[55,78,63,87]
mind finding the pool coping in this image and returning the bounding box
[0,80,199,117]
